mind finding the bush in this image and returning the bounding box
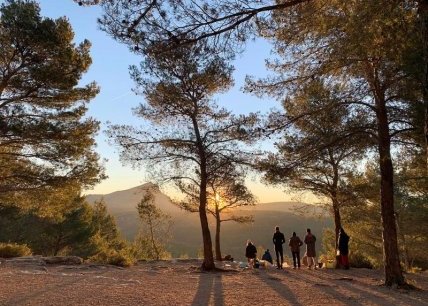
[88,249,135,267]
[318,254,336,268]
[349,251,375,269]
[0,243,32,258]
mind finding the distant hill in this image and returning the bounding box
[85,184,332,260]
[85,183,184,215]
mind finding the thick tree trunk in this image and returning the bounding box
[215,210,222,261]
[333,201,342,250]
[192,117,215,271]
[396,215,411,271]
[375,96,405,286]
[330,162,342,269]
[199,174,215,270]
[330,162,342,251]
[333,201,342,269]
[420,1,428,169]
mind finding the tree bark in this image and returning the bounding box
[396,214,411,271]
[420,0,428,169]
[148,215,160,260]
[199,167,215,270]
[330,161,342,250]
[375,94,405,286]
[215,208,222,261]
[192,116,215,271]
[332,200,342,248]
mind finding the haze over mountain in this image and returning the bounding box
[86,184,332,259]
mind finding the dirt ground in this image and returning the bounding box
[0,259,427,306]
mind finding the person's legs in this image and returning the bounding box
[279,248,284,268]
[296,251,301,268]
[291,251,297,269]
[308,256,314,268]
[342,255,349,269]
[275,247,280,268]
[248,257,254,268]
[312,256,318,269]
[292,251,297,268]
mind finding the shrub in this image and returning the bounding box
[0,243,32,258]
[88,249,135,267]
[349,251,375,269]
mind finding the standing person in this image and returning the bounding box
[272,226,285,269]
[289,232,303,269]
[338,227,350,269]
[245,240,257,268]
[304,228,317,269]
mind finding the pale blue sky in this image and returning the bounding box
[28,0,300,202]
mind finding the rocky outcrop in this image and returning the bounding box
[1,256,83,267]
[42,256,83,265]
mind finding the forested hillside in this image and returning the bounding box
[86,184,331,260]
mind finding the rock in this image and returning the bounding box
[5,256,45,266]
[42,256,83,265]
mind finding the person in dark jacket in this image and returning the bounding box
[262,249,273,265]
[338,227,350,269]
[245,240,257,267]
[272,226,286,269]
[289,232,303,269]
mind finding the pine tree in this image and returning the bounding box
[247,0,421,285]
[259,80,367,252]
[107,42,259,270]
[0,0,104,206]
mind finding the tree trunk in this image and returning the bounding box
[396,213,411,271]
[330,161,342,269]
[192,117,215,271]
[375,95,405,286]
[330,161,342,250]
[333,204,342,249]
[420,0,428,169]
[199,172,215,270]
[215,209,222,261]
[333,201,342,269]
[332,199,342,245]
[148,216,160,260]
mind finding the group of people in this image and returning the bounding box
[245,226,350,269]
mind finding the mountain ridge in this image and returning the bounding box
[85,184,332,259]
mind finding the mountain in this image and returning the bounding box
[85,184,332,260]
[85,183,183,215]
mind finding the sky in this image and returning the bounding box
[28,0,309,203]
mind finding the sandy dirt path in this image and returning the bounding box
[0,260,427,306]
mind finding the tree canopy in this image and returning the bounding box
[107,43,260,270]
[0,0,104,205]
